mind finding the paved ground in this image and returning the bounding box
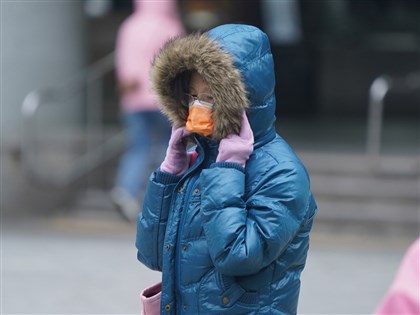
[1,205,417,315]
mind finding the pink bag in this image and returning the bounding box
[374,237,420,315]
[141,282,162,315]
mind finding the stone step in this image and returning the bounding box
[298,151,419,177]
[310,173,419,201]
[314,197,419,232]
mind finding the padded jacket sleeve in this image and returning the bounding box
[136,170,180,271]
[200,160,311,276]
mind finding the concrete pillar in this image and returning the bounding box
[1,1,86,214]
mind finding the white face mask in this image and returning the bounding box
[190,99,213,109]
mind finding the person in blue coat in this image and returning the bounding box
[136,24,317,315]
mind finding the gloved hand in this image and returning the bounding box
[160,126,191,176]
[216,112,254,167]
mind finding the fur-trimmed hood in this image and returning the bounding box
[151,24,277,142]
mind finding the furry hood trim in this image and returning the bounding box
[151,32,249,141]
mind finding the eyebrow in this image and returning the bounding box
[189,87,211,95]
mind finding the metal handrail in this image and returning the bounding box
[22,52,115,124]
[21,51,125,187]
[366,72,420,172]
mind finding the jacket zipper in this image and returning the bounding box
[173,144,205,313]
[175,175,198,313]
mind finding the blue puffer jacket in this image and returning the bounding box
[136,24,317,315]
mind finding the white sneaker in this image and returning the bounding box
[110,188,140,222]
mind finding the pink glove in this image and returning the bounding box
[216,112,254,167]
[160,126,191,176]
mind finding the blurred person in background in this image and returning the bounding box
[374,237,420,315]
[137,24,317,314]
[111,0,185,222]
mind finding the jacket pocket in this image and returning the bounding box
[198,269,260,315]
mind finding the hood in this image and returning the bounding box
[134,0,179,18]
[151,24,277,141]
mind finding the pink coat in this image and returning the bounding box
[116,0,184,112]
[375,237,420,315]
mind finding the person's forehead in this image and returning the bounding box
[190,73,210,92]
